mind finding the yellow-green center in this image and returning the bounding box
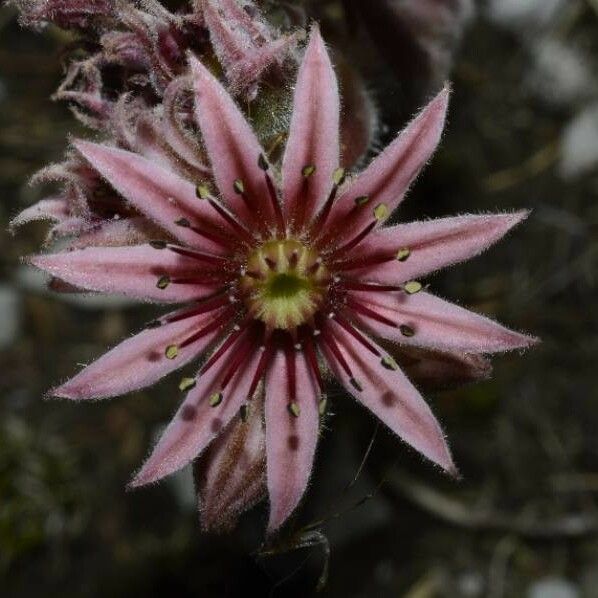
[240,239,329,329]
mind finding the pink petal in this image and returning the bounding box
[322,319,455,473]
[282,26,340,230]
[265,349,319,532]
[196,398,266,532]
[130,341,262,486]
[350,290,537,353]
[53,306,229,400]
[29,245,224,302]
[323,87,449,245]
[73,140,226,254]
[67,216,161,249]
[9,197,70,229]
[346,212,529,284]
[190,56,276,228]
[395,346,492,391]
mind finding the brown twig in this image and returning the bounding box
[385,472,598,540]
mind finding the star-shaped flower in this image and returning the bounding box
[30,27,535,533]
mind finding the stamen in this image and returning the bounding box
[149,240,168,249]
[219,333,256,391]
[336,280,402,293]
[166,245,231,267]
[319,325,364,393]
[400,324,415,337]
[354,195,369,207]
[209,392,223,407]
[165,344,179,359]
[346,297,398,328]
[288,402,301,417]
[396,247,411,262]
[233,179,245,194]
[200,320,250,375]
[232,178,268,235]
[332,252,396,272]
[329,220,377,258]
[170,276,227,286]
[302,165,316,177]
[156,275,170,290]
[318,396,328,415]
[163,292,231,324]
[246,341,272,400]
[301,328,325,394]
[373,203,388,221]
[403,281,423,295]
[309,168,346,238]
[179,308,235,348]
[319,324,352,378]
[239,404,248,422]
[332,314,381,356]
[284,336,297,403]
[179,377,196,391]
[174,215,231,248]
[381,356,398,370]
[333,168,346,186]
[201,192,256,245]
[258,153,285,234]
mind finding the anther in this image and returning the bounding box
[349,377,363,391]
[175,217,191,227]
[318,396,328,415]
[288,402,301,417]
[294,343,302,351]
[354,195,369,207]
[381,356,398,370]
[149,240,167,249]
[404,281,423,295]
[195,184,210,199]
[209,391,223,407]
[233,179,245,194]
[257,153,269,171]
[179,377,196,391]
[165,344,179,359]
[373,203,389,221]
[264,257,277,270]
[156,275,170,290]
[302,164,316,177]
[396,247,411,262]
[333,167,346,186]
[239,404,248,422]
[400,324,415,337]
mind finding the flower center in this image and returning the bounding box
[240,239,329,330]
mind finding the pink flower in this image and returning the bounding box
[29,27,535,533]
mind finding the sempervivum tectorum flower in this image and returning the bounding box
[29,28,536,533]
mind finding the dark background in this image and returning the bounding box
[1,1,597,596]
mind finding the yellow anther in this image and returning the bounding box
[373,203,388,221]
[165,344,179,359]
[396,247,411,262]
[404,281,422,295]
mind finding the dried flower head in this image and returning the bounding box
[27,27,535,533]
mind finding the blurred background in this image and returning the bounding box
[1,0,597,596]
